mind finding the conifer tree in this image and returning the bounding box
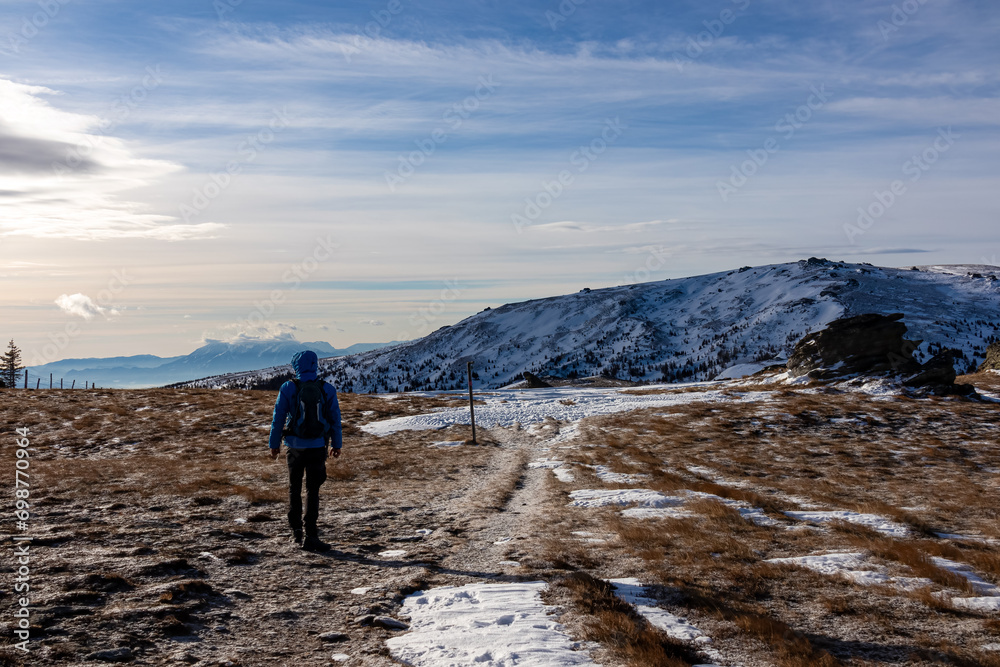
[2,339,24,388]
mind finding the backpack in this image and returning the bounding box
[284,379,331,440]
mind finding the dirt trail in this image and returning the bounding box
[430,425,555,582]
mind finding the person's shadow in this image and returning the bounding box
[316,548,527,582]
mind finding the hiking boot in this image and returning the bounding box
[302,536,330,552]
[290,529,303,546]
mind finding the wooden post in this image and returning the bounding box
[23,371,27,389]
[35,378,40,389]
[467,361,477,445]
[50,373,53,389]
[60,378,63,389]
[71,379,75,389]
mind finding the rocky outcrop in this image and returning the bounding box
[787,313,920,379]
[978,341,1000,372]
[520,371,552,388]
[787,313,975,395]
[902,350,957,387]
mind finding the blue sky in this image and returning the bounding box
[1,0,998,363]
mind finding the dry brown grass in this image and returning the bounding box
[959,371,1000,393]
[6,377,1000,665]
[910,645,1000,667]
[555,572,706,667]
[541,378,1000,664]
[676,585,843,667]
[833,527,986,596]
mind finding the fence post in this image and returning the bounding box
[23,371,27,389]
[71,379,75,389]
[467,361,477,445]
[35,378,40,389]
[50,373,53,389]
[60,378,63,389]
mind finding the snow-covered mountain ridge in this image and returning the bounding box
[28,339,395,389]
[182,259,1000,392]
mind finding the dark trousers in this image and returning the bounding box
[286,447,327,537]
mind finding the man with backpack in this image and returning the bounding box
[268,350,342,552]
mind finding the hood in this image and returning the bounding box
[291,350,319,381]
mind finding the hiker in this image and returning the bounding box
[268,350,342,552]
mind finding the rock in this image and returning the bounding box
[904,350,957,387]
[319,631,350,643]
[521,371,551,388]
[372,616,409,630]
[978,341,1000,372]
[222,589,251,599]
[82,573,134,592]
[38,605,91,619]
[138,558,203,578]
[787,313,920,379]
[787,313,974,395]
[85,647,133,662]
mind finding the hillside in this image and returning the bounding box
[181,259,1000,393]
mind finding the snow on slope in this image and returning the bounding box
[182,259,1000,392]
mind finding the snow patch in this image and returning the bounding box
[783,510,910,537]
[935,532,998,545]
[933,557,1000,596]
[766,552,932,589]
[386,582,598,666]
[622,507,695,519]
[953,597,1000,612]
[528,459,566,469]
[568,489,681,509]
[591,465,648,484]
[610,579,711,644]
[715,362,770,380]
[363,386,757,435]
[430,440,465,448]
[553,468,575,483]
[571,488,775,527]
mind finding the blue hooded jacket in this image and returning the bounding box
[268,350,343,450]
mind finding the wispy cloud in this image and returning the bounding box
[529,219,677,233]
[201,322,300,345]
[54,293,120,320]
[0,78,225,241]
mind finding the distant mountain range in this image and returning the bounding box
[177,259,1000,393]
[25,339,396,389]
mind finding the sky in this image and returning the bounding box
[1,0,998,364]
